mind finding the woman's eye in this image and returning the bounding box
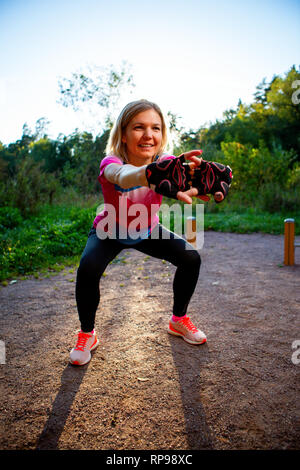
[133,125,161,131]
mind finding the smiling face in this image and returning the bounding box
[121,109,163,166]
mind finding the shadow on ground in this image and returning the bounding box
[168,335,214,449]
[36,362,89,450]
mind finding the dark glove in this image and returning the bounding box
[190,160,233,203]
[146,154,233,203]
[145,155,190,199]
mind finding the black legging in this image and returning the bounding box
[75,224,201,332]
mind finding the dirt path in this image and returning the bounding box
[0,231,299,450]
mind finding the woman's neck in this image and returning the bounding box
[127,155,154,167]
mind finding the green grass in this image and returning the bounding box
[204,210,299,234]
[0,202,299,283]
[0,203,97,282]
[159,201,300,236]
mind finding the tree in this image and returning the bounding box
[34,117,51,140]
[253,77,270,105]
[185,66,300,159]
[251,65,300,156]
[265,66,300,121]
[57,61,135,132]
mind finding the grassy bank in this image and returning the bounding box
[0,202,299,283]
[204,210,296,234]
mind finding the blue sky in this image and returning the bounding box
[0,0,299,144]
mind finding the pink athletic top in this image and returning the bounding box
[93,154,175,244]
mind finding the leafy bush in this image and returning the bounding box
[0,204,97,281]
[0,207,23,230]
[219,140,298,209]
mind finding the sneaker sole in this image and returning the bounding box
[168,327,207,345]
[70,338,100,366]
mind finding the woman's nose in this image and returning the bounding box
[143,128,152,139]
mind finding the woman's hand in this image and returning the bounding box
[145,150,228,204]
[177,150,224,204]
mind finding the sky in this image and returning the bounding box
[0,0,299,144]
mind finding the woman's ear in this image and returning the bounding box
[121,133,126,144]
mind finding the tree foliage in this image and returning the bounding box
[196,66,300,158]
[173,66,300,212]
[58,61,135,128]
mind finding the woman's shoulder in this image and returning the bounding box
[99,154,123,171]
[99,155,123,180]
[100,154,123,167]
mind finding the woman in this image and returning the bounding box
[70,99,223,366]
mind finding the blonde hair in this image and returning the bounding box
[105,99,169,163]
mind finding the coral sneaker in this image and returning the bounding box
[70,330,99,366]
[168,316,207,345]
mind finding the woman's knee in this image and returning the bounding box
[77,252,102,278]
[182,248,201,270]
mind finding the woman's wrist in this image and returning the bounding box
[138,165,148,187]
